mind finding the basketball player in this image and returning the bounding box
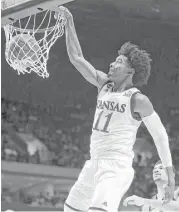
[123,160,179,211]
[57,7,175,212]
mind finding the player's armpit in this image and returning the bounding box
[72,56,108,87]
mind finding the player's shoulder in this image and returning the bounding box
[123,88,138,97]
[133,93,153,107]
[133,92,150,102]
[132,93,154,117]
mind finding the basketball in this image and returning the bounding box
[8,34,41,64]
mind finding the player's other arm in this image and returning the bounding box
[61,7,108,87]
[144,198,179,211]
[133,93,175,201]
[124,195,179,211]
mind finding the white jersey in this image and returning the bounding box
[90,81,142,165]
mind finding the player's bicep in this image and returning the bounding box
[133,93,154,118]
[72,57,108,87]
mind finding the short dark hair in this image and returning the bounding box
[118,42,152,87]
[155,160,162,166]
[154,160,176,175]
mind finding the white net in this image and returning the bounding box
[3,10,66,78]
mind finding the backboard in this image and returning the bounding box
[1,0,74,26]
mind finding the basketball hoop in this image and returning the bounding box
[3,10,66,78]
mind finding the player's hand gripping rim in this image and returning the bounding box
[54,6,72,20]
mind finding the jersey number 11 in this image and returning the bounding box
[93,111,113,133]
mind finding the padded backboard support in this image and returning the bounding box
[1,0,74,26]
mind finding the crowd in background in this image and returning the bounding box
[1,97,90,167]
[2,186,66,209]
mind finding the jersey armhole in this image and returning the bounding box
[130,91,142,121]
[97,80,112,94]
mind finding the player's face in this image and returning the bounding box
[153,163,168,184]
[108,55,132,81]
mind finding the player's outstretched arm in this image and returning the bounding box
[123,195,179,211]
[133,93,175,203]
[58,7,108,88]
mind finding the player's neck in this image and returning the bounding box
[113,75,133,92]
[156,184,166,199]
[113,80,133,92]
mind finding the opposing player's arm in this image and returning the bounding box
[64,9,108,88]
[133,93,175,201]
[124,195,179,211]
[143,198,179,211]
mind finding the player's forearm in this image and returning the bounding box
[65,16,83,62]
[142,111,173,168]
[154,133,172,168]
[143,198,179,211]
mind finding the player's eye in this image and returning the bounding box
[159,166,163,169]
